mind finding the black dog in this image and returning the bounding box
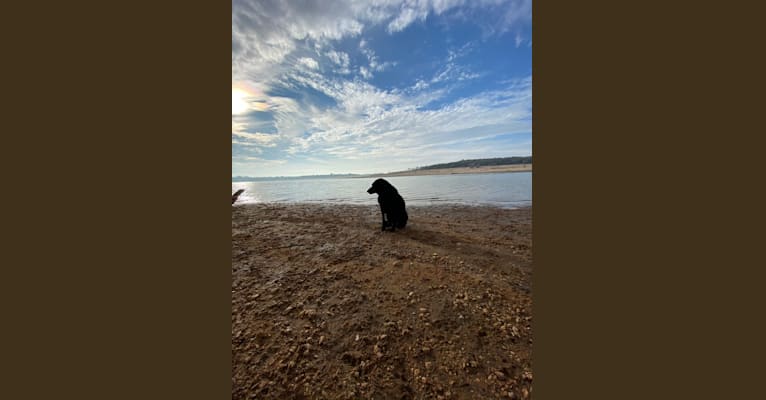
[367,178,408,231]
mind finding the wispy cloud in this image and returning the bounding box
[387,6,429,33]
[232,0,532,176]
[297,57,319,70]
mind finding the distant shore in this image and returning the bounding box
[367,163,532,178]
[232,164,532,182]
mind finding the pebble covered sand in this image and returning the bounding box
[232,203,532,399]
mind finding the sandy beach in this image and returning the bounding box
[370,164,532,178]
[232,203,532,399]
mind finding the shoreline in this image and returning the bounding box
[232,164,532,182]
[366,163,531,178]
[233,202,531,210]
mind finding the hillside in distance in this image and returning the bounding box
[231,157,532,181]
[413,156,532,171]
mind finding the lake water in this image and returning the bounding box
[232,172,531,209]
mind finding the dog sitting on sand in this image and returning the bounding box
[367,178,408,231]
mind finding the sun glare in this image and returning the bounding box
[232,88,250,114]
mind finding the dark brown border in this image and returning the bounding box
[534,1,763,399]
[5,1,762,398]
[4,2,231,399]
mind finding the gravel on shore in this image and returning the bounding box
[232,203,532,399]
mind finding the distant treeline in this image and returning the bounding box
[415,156,532,171]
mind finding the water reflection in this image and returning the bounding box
[232,172,531,209]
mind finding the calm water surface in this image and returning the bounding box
[232,172,531,208]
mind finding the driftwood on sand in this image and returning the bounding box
[232,189,245,204]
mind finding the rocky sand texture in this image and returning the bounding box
[232,203,532,399]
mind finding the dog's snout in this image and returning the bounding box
[367,187,374,194]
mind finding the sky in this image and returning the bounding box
[232,0,531,177]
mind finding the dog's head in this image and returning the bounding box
[367,178,394,194]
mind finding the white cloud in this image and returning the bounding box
[387,7,429,33]
[297,57,319,69]
[412,79,429,91]
[233,1,531,84]
[232,1,532,175]
[231,140,263,151]
[372,59,396,72]
[501,0,532,33]
[358,41,396,73]
[232,131,280,147]
[458,71,481,80]
[431,61,480,84]
[326,50,349,68]
[232,117,281,147]
[235,40,530,172]
[276,74,531,162]
[359,66,373,80]
[232,157,286,169]
[325,50,351,74]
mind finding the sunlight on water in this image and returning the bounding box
[232,172,531,208]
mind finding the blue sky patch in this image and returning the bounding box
[232,0,532,177]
